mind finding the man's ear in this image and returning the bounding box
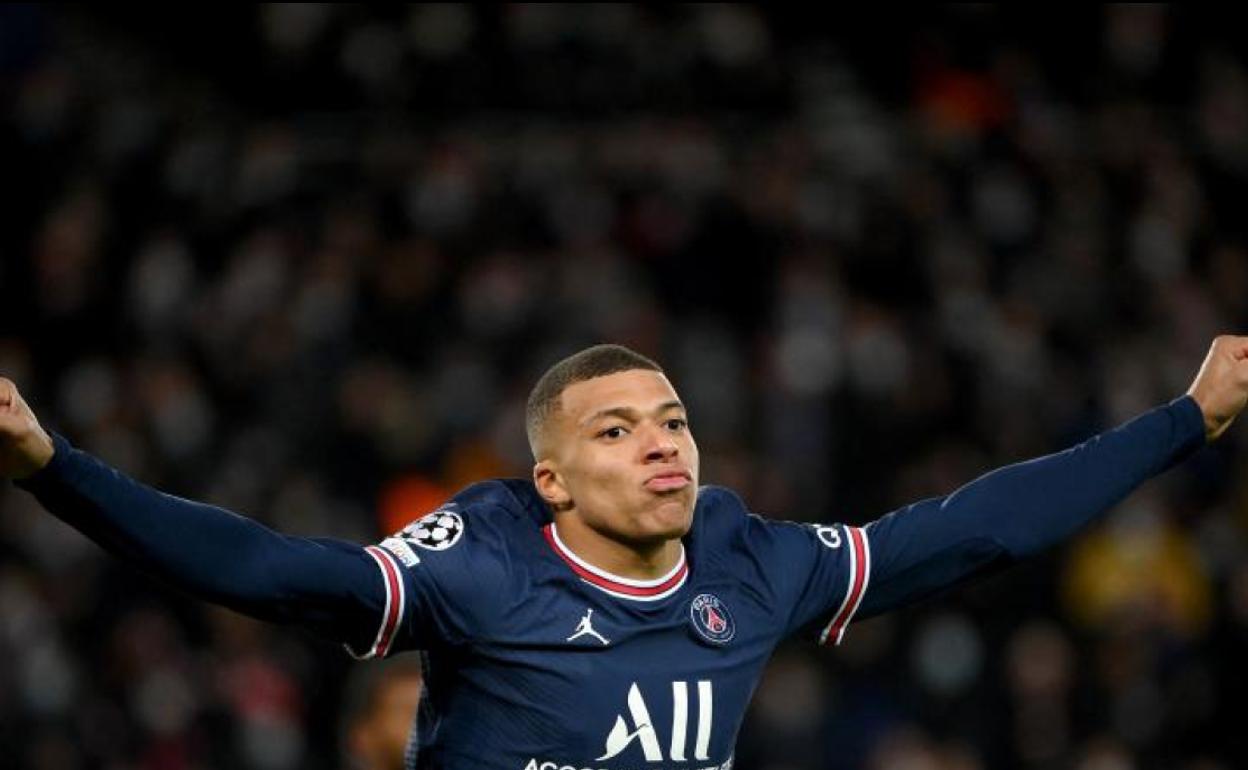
[533,460,572,510]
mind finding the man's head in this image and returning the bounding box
[527,344,700,547]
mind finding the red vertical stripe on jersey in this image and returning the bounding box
[364,545,404,658]
[821,526,870,646]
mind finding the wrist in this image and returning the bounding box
[26,432,55,477]
[12,430,62,484]
[1183,389,1223,442]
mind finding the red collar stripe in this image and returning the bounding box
[543,524,688,599]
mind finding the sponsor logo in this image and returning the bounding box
[566,608,610,646]
[521,759,731,770]
[689,594,735,645]
[396,509,464,551]
[380,537,421,567]
[521,758,732,770]
[597,681,715,763]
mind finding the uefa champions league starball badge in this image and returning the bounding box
[689,593,735,645]
[400,510,465,551]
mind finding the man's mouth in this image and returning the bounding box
[645,471,691,493]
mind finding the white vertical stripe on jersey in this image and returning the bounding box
[670,680,688,761]
[695,680,713,761]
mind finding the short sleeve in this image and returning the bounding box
[747,516,873,646]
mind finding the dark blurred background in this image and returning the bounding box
[1,4,1246,769]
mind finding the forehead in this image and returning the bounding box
[558,370,681,422]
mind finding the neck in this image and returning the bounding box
[551,512,683,580]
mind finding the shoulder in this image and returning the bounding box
[365,480,550,648]
[449,478,544,515]
[693,484,840,555]
[378,478,546,569]
[691,484,753,547]
[695,484,750,518]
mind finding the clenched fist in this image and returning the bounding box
[0,378,55,480]
[1187,335,1248,442]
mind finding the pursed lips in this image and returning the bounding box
[644,469,692,492]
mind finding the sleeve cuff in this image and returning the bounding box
[13,432,75,492]
[1169,394,1208,451]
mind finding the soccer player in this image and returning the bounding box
[2,337,1247,770]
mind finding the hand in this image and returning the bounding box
[0,377,55,480]
[1186,335,1248,442]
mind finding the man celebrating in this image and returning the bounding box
[2,337,1247,770]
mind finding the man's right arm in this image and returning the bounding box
[1,378,401,657]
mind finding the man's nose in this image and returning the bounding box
[642,424,679,462]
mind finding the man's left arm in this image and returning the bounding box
[856,335,1248,620]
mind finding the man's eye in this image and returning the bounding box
[665,418,687,431]
[599,427,626,439]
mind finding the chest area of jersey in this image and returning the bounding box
[469,587,774,769]
[481,646,758,770]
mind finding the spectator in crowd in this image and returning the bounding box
[341,657,424,770]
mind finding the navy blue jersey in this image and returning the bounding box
[14,396,1206,770]
[359,481,868,770]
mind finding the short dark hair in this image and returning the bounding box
[526,344,664,459]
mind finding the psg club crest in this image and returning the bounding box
[399,509,465,551]
[689,593,735,645]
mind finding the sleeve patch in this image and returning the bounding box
[396,509,465,551]
[380,537,421,567]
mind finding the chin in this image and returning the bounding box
[640,497,694,540]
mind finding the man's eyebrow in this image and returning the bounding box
[581,400,686,427]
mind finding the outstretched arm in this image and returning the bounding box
[856,335,1248,619]
[0,377,390,655]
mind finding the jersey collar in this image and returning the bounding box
[542,522,689,602]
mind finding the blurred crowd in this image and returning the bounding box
[1,5,1247,769]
